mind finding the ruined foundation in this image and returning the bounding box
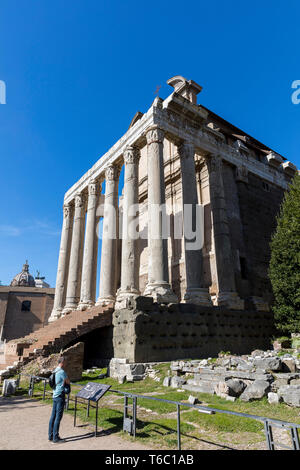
[112,297,275,363]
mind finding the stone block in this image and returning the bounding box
[188,395,199,405]
[225,378,247,397]
[128,364,145,376]
[279,385,300,407]
[273,378,289,390]
[127,374,143,381]
[214,381,230,397]
[170,376,186,388]
[290,379,300,386]
[163,376,171,387]
[282,359,297,373]
[240,380,271,401]
[182,382,215,395]
[2,379,17,396]
[253,357,282,371]
[225,396,236,402]
[268,392,282,404]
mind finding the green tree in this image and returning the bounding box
[269,173,300,334]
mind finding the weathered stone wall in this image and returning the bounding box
[222,162,249,298]
[112,297,275,363]
[236,173,285,305]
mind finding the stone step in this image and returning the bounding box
[4,304,113,370]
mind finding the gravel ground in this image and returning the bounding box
[0,395,148,450]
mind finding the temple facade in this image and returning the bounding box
[49,76,297,326]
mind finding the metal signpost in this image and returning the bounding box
[74,382,111,437]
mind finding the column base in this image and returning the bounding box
[215,291,244,310]
[115,289,140,310]
[183,288,213,306]
[61,304,78,316]
[48,308,63,323]
[143,282,178,304]
[249,296,270,311]
[77,301,94,311]
[95,296,115,307]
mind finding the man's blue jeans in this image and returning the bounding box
[48,395,65,441]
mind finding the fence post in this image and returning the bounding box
[65,393,70,410]
[43,379,46,400]
[95,401,99,437]
[133,397,137,438]
[74,397,77,427]
[177,404,181,450]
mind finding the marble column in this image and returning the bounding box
[77,179,100,310]
[207,154,244,309]
[116,146,140,308]
[49,202,73,322]
[62,193,86,314]
[179,140,212,305]
[143,125,177,303]
[96,164,120,305]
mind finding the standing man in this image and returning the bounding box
[48,356,70,443]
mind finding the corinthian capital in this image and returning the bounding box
[124,146,140,165]
[145,126,164,145]
[75,193,84,208]
[206,154,222,173]
[105,164,120,181]
[63,203,73,218]
[178,140,194,160]
[88,179,100,196]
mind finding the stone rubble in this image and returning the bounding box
[108,358,162,383]
[163,349,300,407]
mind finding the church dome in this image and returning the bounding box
[10,261,36,287]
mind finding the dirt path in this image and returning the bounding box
[0,396,148,450]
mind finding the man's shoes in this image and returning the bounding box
[52,437,65,444]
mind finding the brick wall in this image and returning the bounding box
[2,289,55,341]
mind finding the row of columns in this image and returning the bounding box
[49,125,242,322]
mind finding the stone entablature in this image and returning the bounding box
[64,88,295,205]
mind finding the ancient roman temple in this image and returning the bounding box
[46,76,297,362]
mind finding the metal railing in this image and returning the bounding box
[16,373,300,451]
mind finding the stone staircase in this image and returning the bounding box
[0,304,114,379]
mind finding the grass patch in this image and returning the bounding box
[186,410,263,433]
[10,363,300,450]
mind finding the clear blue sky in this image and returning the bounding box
[0,0,299,288]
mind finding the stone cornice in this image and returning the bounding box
[152,107,293,190]
[0,286,55,294]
